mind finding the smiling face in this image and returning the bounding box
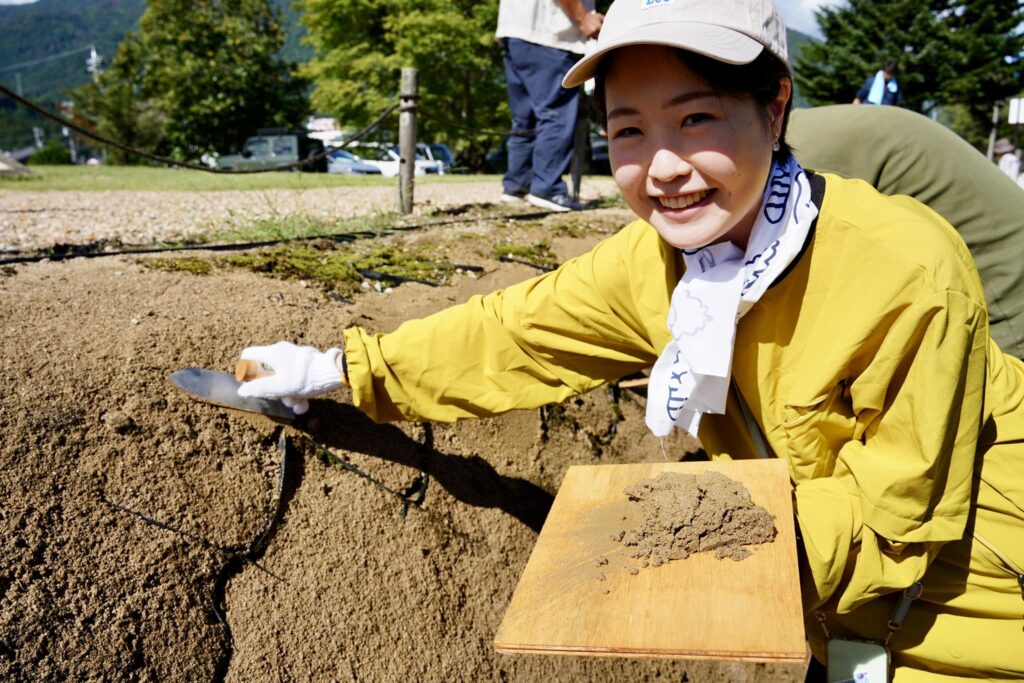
[605,45,790,251]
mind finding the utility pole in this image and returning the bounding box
[85,45,101,82]
[14,72,22,96]
[60,100,77,163]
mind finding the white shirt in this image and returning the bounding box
[496,0,594,54]
[998,152,1021,182]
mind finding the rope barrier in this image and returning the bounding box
[417,108,535,137]
[0,83,540,174]
[0,83,398,174]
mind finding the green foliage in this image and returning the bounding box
[0,0,146,150]
[27,138,72,165]
[209,209,400,244]
[941,0,1024,146]
[71,40,167,165]
[297,0,506,169]
[220,242,457,296]
[795,0,950,112]
[71,0,309,161]
[795,0,1024,146]
[786,28,816,109]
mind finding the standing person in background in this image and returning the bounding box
[995,138,1021,182]
[496,0,604,212]
[789,105,1024,359]
[853,59,903,106]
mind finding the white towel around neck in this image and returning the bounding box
[645,156,818,438]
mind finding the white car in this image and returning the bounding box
[347,143,441,177]
[326,149,383,175]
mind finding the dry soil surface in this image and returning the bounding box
[0,181,806,681]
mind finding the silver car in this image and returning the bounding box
[327,149,383,175]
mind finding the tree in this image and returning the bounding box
[297,0,507,168]
[942,0,1024,145]
[794,0,1024,148]
[795,0,952,113]
[75,0,308,161]
[71,39,167,165]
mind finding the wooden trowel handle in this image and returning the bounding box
[235,359,275,382]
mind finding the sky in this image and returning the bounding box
[775,0,846,39]
[0,0,843,39]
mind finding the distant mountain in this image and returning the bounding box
[0,0,309,151]
[786,28,818,109]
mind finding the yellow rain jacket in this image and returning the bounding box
[344,173,1024,680]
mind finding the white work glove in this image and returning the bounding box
[237,341,346,415]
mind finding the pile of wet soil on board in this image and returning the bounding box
[0,205,802,682]
[616,471,776,565]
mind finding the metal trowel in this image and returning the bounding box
[168,360,296,421]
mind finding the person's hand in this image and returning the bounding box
[579,10,603,39]
[236,341,345,415]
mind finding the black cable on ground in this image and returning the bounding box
[0,209,565,266]
[498,255,557,272]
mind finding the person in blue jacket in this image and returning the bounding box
[854,59,903,106]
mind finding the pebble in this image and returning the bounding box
[0,179,619,254]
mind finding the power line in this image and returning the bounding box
[0,45,95,74]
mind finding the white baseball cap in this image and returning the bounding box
[563,0,789,88]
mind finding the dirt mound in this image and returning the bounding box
[0,210,803,681]
[618,471,777,565]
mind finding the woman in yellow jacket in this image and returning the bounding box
[236,0,1024,679]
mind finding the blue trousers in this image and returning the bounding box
[502,38,579,198]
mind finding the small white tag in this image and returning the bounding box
[642,0,675,9]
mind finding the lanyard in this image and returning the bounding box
[815,581,923,646]
[733,380,770,459]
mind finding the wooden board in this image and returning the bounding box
[494,460,806,662]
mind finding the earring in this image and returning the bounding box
[772,140,780,152]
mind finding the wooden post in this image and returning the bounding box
[399,68,418,214]
[569,90,589,200]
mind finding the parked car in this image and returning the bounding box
[483,132,610,175]
[346,143,441,177]
[417,143,457,175]
[327,149,383,175]
[216,129,327,172]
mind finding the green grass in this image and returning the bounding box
[218,243,458,297]
[206,210,402,244]
[0,164,505,193]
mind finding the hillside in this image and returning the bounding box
[786,28,817,109]
[0,0,309,152]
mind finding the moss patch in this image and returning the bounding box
[219,242,457,297]
[142,257,213,275]
[492,241,558,270]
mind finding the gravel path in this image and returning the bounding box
[0,178,619,253]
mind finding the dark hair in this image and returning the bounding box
[882,59,899,75]
[593,48,794,163]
